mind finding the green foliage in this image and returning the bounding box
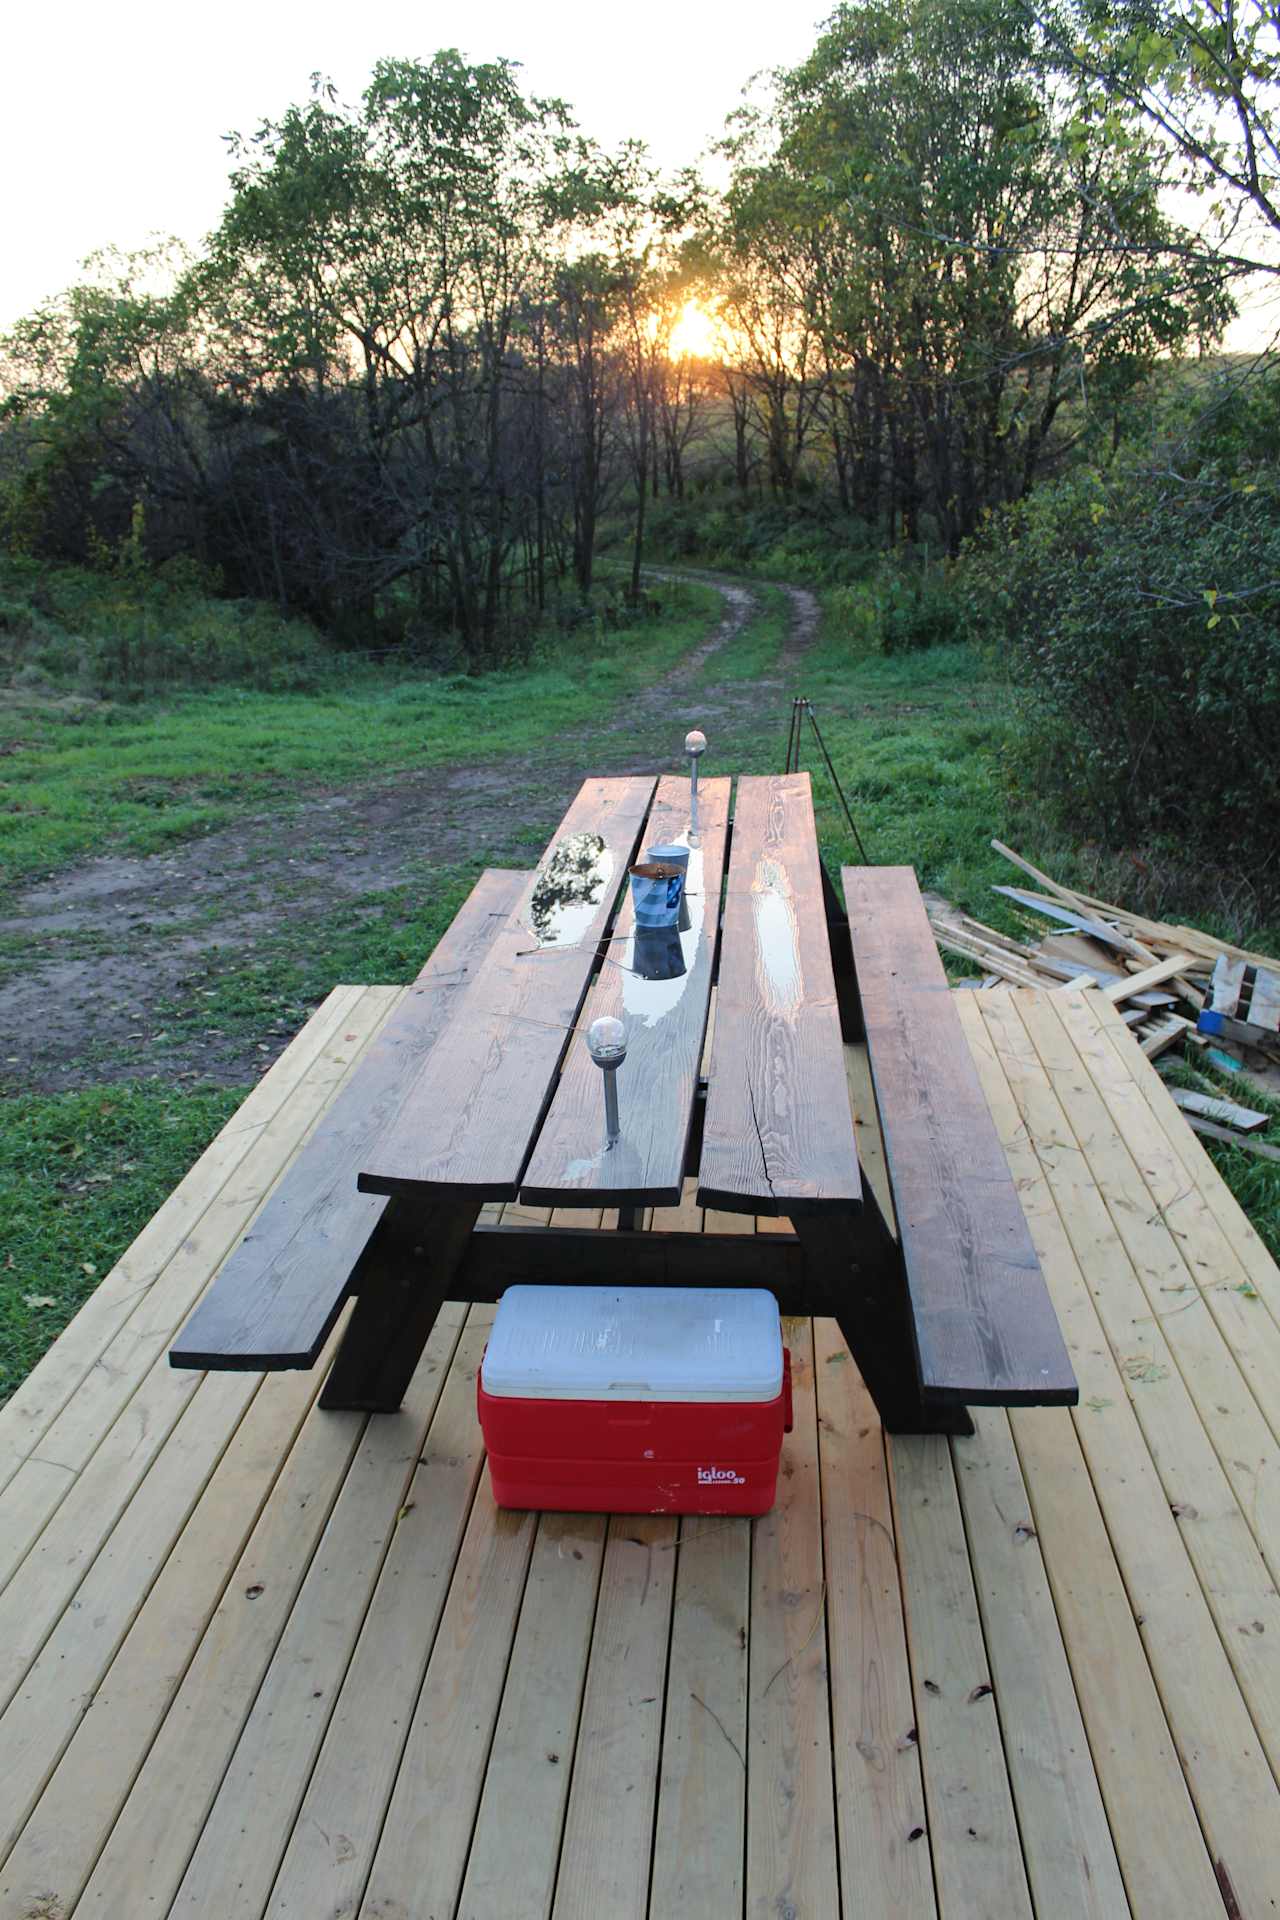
[0,555,334,695]
[957,382,1280,872]
[0,1080,243,1401]
[640,491,880,584]
[0,573,723,888]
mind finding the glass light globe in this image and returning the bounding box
[685,729,707,757]
[586,1015,627,1065]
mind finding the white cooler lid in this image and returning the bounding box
[482,1286,783,1403]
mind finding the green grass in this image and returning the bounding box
[0,578,722,890]
[0,1080,244,1400]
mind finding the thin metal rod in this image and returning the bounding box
[790,698,871,864]
[603,1068,620,1143]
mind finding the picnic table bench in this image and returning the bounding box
[171,772,1076,1434]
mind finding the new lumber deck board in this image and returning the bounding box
[746,1319,840,1920]
[172,872,526,1370]
[290,1478,536,1920]
[971,991,1280,1914]
[0,1322,357,1920]
[360,779,655,1201]
[698,773,861,1215]
[163,1313,489,1920]
[813,1316,934,1920]
[522,775,730,1208]
[890,1430,1033,1920]
[952,1408,1129,1916]
[0,986,396,1596]
[457,1512,608,1920]
[842,866,1073,1405]
[649,1514,750,1920]
[550,1515,678,1920]
[0,982,365,1496]
[74,1310,464,1920]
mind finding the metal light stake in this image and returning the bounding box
[685,728,707,832]
[586,1015,627,1145]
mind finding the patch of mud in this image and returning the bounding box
[2,572,820,1093]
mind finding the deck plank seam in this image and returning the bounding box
[1023,993,1280,1614]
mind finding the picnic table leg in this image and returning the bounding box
[320,1195,483,1412]
[787,1194,973,1437]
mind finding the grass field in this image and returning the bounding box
[3,569,1277,1398]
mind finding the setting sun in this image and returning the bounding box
[667,298,721,361]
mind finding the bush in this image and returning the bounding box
[957,424,1280,877]
[0,557,336,695]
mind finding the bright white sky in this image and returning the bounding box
[2,0,822,332]
[5,0,1273,345]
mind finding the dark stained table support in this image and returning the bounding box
[457,1221,809,1301]
[786,1197,973,1436]
[320,1197,482,1412]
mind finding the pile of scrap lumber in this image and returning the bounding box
[928,840,1280,1080]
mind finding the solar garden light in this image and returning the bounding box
[586,1015,627,1144]
[685,728,706,831]
[685,729,706,803]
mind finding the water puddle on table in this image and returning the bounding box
[526,831,615,948]
[752,857,803,1013]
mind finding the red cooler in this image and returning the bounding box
[478,1285,792,1516]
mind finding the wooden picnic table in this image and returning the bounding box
[172,771,1077,1434]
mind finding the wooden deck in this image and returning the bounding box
[2,983,1279,1919]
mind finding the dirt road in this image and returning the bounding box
[2,575,818,1092]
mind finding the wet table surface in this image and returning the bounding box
[359,770,863,1218]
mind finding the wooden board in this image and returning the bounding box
[72,1306,468,1920]
[952,1408,1128,1916]
[889,1432,1033,1919]
[698,773,861,1215]
[286,1478,537,1920]
[458,1512,608,1919]
[1246,965,1280,1031]
[360,778,655,1201]
[550,1515,677,1920]
[1169,1087,1268,1132]
[521,775,730,1208]
[649,1515,750,1919]
[813,1317,935,1920]
[746,1320,840,1920]
[0,989,395,1591]
[842,867,1075,1407]
[972,990,1280,1913]
[0,982,364,1496]
[170,868,526,1370]
[164,1314,491,1920]
[1211,954,1246,1016]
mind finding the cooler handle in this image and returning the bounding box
[783,1347,793,1433]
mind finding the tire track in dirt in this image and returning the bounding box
[2,570,819,1091]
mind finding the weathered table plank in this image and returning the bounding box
[170,869,525,1371]
[360,777,655,1202]
[698,773,861,1216]
[842,866,1075,1406]
[521,774,730,1207]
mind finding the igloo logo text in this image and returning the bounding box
[697,1465,746,1486]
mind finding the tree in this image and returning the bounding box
[1027,0,1280,279]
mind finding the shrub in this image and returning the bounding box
[957,423,1280,877]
